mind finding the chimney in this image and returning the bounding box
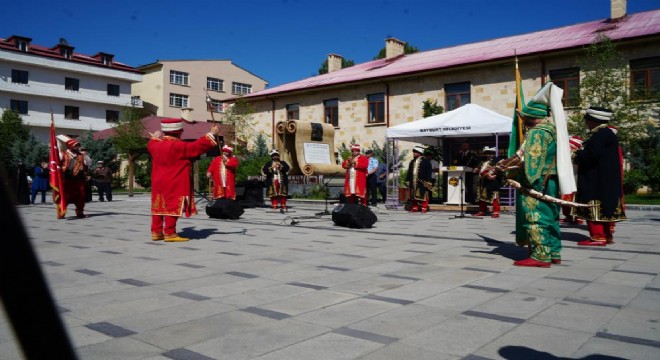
[327,54,343,73]
[385,38,405,59]
[611,0,626,20]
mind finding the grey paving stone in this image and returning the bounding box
[599,307,660,342]
[348,304,455,339]
[402,314,518,356]
[76,337,163,360]
[357,341,459,360]
[118,278,153,287]
[258,289,358,316]
[572,337,658,360]
[529,301,619,333]
[251,332,383,360]
[296,298,398,328]
[419,286,503,312]
[170,291,212,301]
[85,321,137,337]
[162,348,216,360]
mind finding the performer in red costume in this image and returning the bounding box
[342,144,369,205]
[148,118,219,242]
[57,135,91,219]
[206,145,239,200]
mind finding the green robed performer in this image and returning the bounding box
[497,82,576,267]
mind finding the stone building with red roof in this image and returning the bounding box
[238,1,660,163]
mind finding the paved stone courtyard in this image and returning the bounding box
[2,195,660,359]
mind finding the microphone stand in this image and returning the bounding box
[316,172,338,216]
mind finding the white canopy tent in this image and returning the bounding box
[384,103,512,209]
[386,103,512,144]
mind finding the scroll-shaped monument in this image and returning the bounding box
[275,120,345,176]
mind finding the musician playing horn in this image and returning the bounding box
[473,146,502,218]
[406,146,433,213]
[341,144,369,205]
[262,149,290,212]
[206,145,239,200]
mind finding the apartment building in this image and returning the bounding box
[132,60,268,121]
[0,36,142,142]
[240,2,660,164]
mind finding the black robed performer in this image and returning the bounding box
[406,146,433,213]
[262,149,290,212]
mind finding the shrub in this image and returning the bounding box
[623,168,647,195]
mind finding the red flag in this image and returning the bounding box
[49,116,67,219]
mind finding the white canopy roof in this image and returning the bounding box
[386,103,512,145]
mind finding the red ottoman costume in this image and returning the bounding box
[207,145,239,200]
[148,119,217,241]
[57,135,91,219]
[342,144,369,205]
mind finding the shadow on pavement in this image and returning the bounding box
[499,345,626,360]
[472,234,528,260]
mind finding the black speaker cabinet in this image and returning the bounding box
[206,199,244,220]
[332,203,377,228]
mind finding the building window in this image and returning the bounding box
[367,93,385,124]
[631,57,660,100]
[11,69,29,84]
[210,100,224,112]
[207,77,224,92]
[170,70,189,86]
[445,82,471,111]
[65,106,79,120]
[550,68,580,107]
[106,110,120,123]
[10,100,28,115]
[286,104,299,120]
[169,93,189,108]
[16,39,29,52]
[324,98,339,127]
[232,82,252,95]
[65,77,79,91]
[107,84,120,96]
[60,47,72,60]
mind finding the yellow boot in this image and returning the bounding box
[164,234,189,242]
[151,233,164,241]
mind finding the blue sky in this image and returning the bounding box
[4,0,659,87]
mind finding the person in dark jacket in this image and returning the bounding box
[573,106,626,246]
[31,159,50,204]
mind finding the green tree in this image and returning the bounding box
[373,43,419,60]
[0,110,30,172]
[567,35,654,147]
[623,123,660,192]
[9,134,49,173]
[422,99,444,118]
[79,129,118,185]
[222,97,256,154]
[317,58,355,75]
[112,106,150,195]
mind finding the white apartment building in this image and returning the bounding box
[0,35,143,142]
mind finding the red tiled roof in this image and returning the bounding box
[93,116,229,141]
[0,36,141,74]
[244,9,660,98]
